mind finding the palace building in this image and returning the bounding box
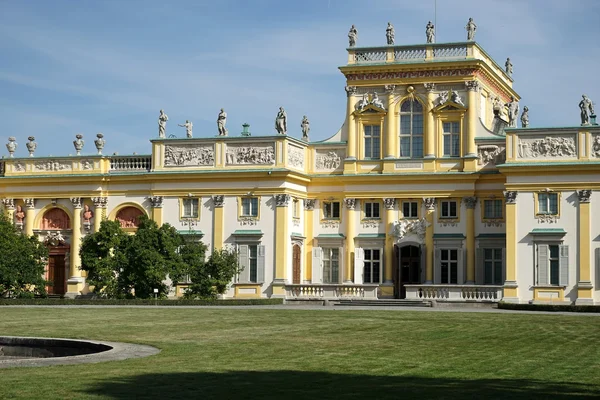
[2,28,599,304]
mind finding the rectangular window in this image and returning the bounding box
[441,200,458,218]
[363,249,381,284]
[241,197,259,217]
[248,245,258,283]
[323,201,340,219]
[440,249,458,284]
[182,198,199,218]
[536,244,568,286]
[443,122,460,157]
[292,198,300,219]
[364,201,380,219]
[538,193,558,215]
[322,248,340,283]
[484,248,503,285]
[483,199,503,219]
[402,201,418,219]
[364,125,381,159]
[549,245,559,286]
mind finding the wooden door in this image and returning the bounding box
[292,245,301,284]
[47,255,66,295]
[399,246,420,299]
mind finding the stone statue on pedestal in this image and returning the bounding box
[348,25,358,47]
[426,21,435,43]
[158,109,168,138]
[178,120,193,138]
[506,96,520,128]
[505,58,513,76]
[217,109,228,136]
[521,106,529,128]
[579,94,595,125]
[275,107,287,135]
[386,22,395,45]
[301,116,310,141]
[466,18,477,41]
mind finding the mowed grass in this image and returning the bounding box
[1,307,600,399]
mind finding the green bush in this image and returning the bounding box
[498,302,600,313]
[0,298,284,306]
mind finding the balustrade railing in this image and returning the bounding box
[354,49,387,63]
[110,156,151,172]
[285,284,378,299]
[394,47,427,61]
[404,284,503,302]
[432,44,468,59]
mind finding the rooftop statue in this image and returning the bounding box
[521,106,529,128]
[275,107,287,135]
[506,96,520,128]
[505,58,513,77]
[178,120,193,138]
[301,116,310,141]
[217,108,228,136]
[158,109,168,138]
[579,94,595,125]
[348,25,358,47]
[465,18,477,41]
[386,22,395,45]
[426,21,435,43]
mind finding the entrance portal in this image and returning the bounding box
[292,245,301,284]
[396,245,421,299]
[47,255,67,295]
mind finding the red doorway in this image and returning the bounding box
[47,246,69,296]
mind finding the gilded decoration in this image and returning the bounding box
[287,145,304,169]
[164,144,214,167]
[225,144,275,165]
[517,136,576,159]
[315,149,344,171]
[478,145,506,166]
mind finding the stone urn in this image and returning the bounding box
[25,136,37,157]
[94,133,105,155]
[6,137,17,158]
[73,134,85,155]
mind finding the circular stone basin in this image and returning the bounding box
[0,336,159,368]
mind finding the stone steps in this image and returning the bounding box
[331,299,432,307]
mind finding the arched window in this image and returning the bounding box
[399,99,424,158]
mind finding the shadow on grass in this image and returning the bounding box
[82,370,599,400]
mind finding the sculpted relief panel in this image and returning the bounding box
[165,144,214,167]
[34,160,73,172]
[315,149,345,171]
[287,144,304,169]
[226,143,275,165]
[591,134,600,158]
[517,136,577,159]
[478,145,506,166]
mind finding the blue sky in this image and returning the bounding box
[1,0,599,157]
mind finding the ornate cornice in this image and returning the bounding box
[345,68,477,82]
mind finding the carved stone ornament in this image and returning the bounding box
[94,133,105,155]
[24,198,35,209]
[321,220,340,229]
[345,86,357,96]
[383,198,396,210]
[149,196,164,208]
[391,218,429,243]
[14,161,25,172]
[92,197,108,208]
[423,198,436,210]
[362,219,380,229]
[504,191,518,204]
[303,199,316,210]
[225,144,275,165]
[517,136,576,159]
[44,231,67,247]
[355,92,386,111]
[26,136,37,157]
[70,197,83,209]
[165,145,214,167]
[463,196,478,209]
[344,198,356,210]
[212,195,224,208]
[384,84,396,94]
[288,145,304,169]
[577,189,592,203]
[435,91,449,106]
[6,137,17,158]
[346,68,477,82]
[34,160,72,172]
[239,217,257,226]
[2,198,15,210]
[275,194,291,207]
[439,219,459,228]
[478,145,506,166]
[73,134,84,155]
[465,81,480,92]
[537,214,558,224]
[315,150,343,171]
[423,83,436,93]
[591,135,600,158]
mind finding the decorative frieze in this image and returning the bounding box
[344,198,356,210]
[577,189,592,203]
[484,220,504,228]
[391,218,429,242]
[478,145,506,166]
[439,219,459,227]
[70,197,82,209]
[315,150,344,171]
[383,198,396,210]
[320,220,340,229]
[212,195,224,208]
[164,144,214,167]
[149,196,164,208]
[537,214,558,224]
[346,68,476,82]
[34,160,73,172]
[463,197,478,209]
[80,160,94,170]
[517,136,576,159]
[239,217,258,226]
[504,191,518,204]
[92,197,108,208]
[423,198,436,210]
[362,219,381,229]
[303,199,315,210]
[13,161,26,172]
[275,194,291,207]
[225,143,275,165]
[287,145,304,169]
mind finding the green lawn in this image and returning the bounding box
[1,307,599,399]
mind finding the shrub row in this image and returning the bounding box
[0,298,284,306]
[498,302,600,313]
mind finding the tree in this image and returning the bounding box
[0,214,48,298]
[184,247,241,299]
[80,219,131,298]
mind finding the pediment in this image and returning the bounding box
[432,101,467,113]
[353,103,387,116]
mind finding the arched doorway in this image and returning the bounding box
[115,206,144,228]
[395,245,421,299]
[292,245,301,284]
[40,208,71,296]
